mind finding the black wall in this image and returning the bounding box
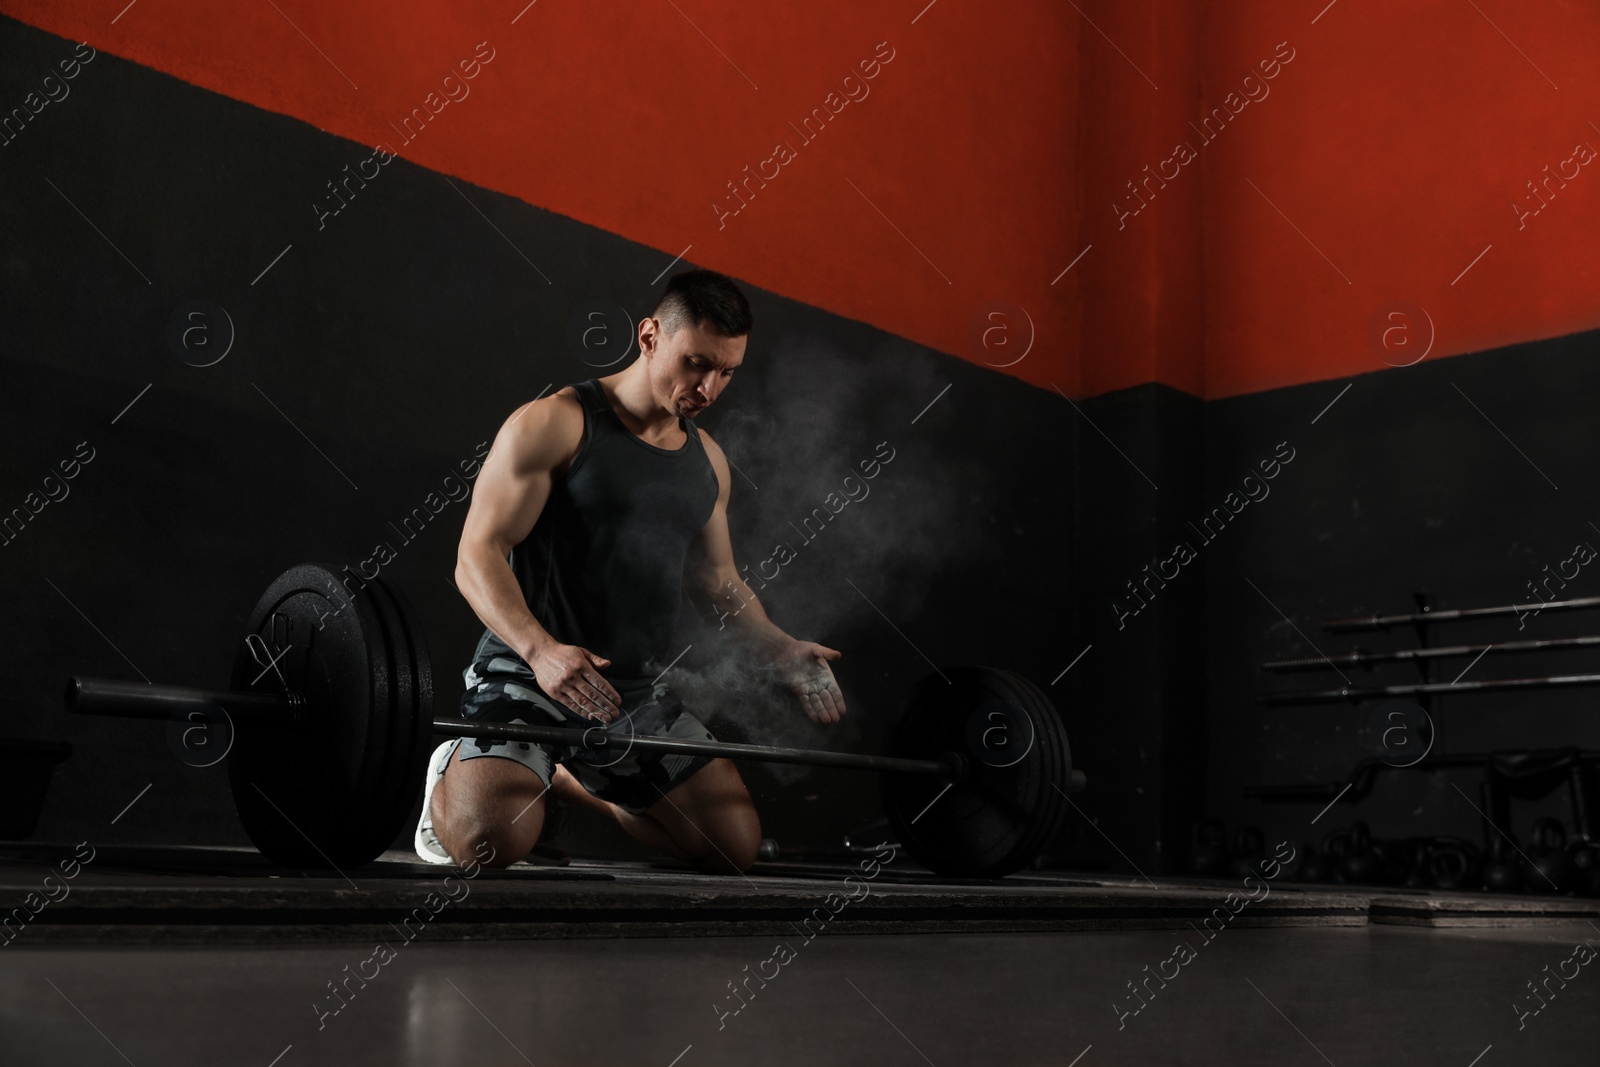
[1065,384,1208,873]
[1202,330,1600,860]
[1061,331,1600,873]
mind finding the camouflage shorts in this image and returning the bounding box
[453,652,717,815]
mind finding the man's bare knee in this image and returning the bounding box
[432,750,549,867]
[434,783,544,867]
[437,813,541,868]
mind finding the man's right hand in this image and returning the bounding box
[530,643,623,722]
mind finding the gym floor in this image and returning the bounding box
[4,844,1597,1065]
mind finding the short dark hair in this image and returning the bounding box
[652,269,753,338]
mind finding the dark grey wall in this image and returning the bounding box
[1063,384,1208,873]
[1201,330,1600,860]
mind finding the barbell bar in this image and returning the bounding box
[68,678,305,722]
[1259,671,1600,706]
[434,717,959,779]
[62,563,1084,878]
[1323,594,1600,632]
[1262,633,1600,672]
[67,680,1016,780]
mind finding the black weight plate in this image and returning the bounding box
[363,576,434,853]
[991,667,1074,868]
[386,577,435,810]
[327,574,396,826]
[882,666,1068,878]
[354,574,413,860]
[962,677,1065,875]
[879,665,1071,878]
[227,563,396,867]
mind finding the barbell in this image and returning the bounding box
[63,563,1084,878]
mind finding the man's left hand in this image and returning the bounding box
[774,640,846,723]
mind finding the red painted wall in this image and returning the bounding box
[6,1,1597,399]
[1076,1,1206,399]
[1,0,1078,393]
[1191,0,1600,398]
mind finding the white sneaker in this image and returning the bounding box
[413,739,457,865]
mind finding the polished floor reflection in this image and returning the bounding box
[4,924,1597,1066]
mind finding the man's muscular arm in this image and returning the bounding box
[686,431,847,724]
[455,394,623,722]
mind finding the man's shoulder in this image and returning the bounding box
[549,384,587,418]
[499,387,586,470]
[511,386,584,429]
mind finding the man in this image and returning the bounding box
[416,269,847,874]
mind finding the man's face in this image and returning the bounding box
[644,318,746,418]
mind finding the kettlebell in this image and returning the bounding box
[1428,837,1478,891]
[1293,840,1331,883]
[1569,840,1600,897]
[1339,821,1385,884]
[1190,819,1230,877]
[1527,817,1573,894]
[1398,836,1433,889]
[1230,826,1266,879]
[1482,837,1524,893]
[1322,826,1355,883]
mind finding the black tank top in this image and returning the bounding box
[473,378,720,692]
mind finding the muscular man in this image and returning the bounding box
[416,270,847,874]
